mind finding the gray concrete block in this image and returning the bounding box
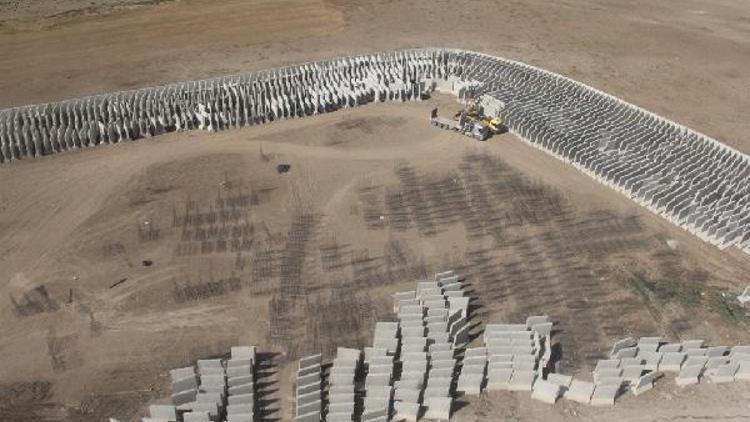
[707,363,738,383]
[393,401,420,422]
[362,408,388,421]
[531,322,553,337]
[171,389,197,406]
[614,347,638,360]
[660,352,686,371]
[706,346,729,358]
[148,405,176,420]
[423,396,452,420]
[735,362,750,380]
[564,379,594,404]
[658,343,682,353]
[183,412,211,422]
[227,358,253,369]
[365,373,391,387]
[299,354,323,370]
[621,365,645,382]
[297,373,321,388]
[531,379,562,404]
[228,393,254,405]
[170,367,195,382]
[199,374,226,387]
[429,367,454,379]
[172,376,198,393]
[706,356,730,370]
[296,400,321,417]
[226,403,254,416]
[368,365,393,376]
[609,337,637,358]
[429,342,453,353]
[594,368,622,382]
[226,365,253,379]
[227,383,252,396]
[297,364,321,378]
[394,387,421,403]
[329,392,355,405]
[228,375,253,388]
[546,373,572,388]
[591,384,619,406]
[297,381,320,396]
[681,340,704,350]
[508,370,536,392]
[632,371,660,396]
[226,416,253,422]
[230,346,256,362]
[297,391,320,407]
[486,368,513,391]
[294,411,320,422]
[594,359,620,372]
[676,365,703,386]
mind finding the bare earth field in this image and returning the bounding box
[1,1,750,422]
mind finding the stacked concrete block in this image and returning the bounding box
[660,352,687,372]
[373,322,400,355]
[508,369,537,392]
[590,383,619,407]
[393,400,420,422]
[175,359,226,422]
[170,367,198,406]
[564,379,595,404]
[545,373,572,396]
[397,350,428,405]
[296,354,323,422]
[362,385,393,420]
[589,357,627,405]
[631,371,660,396]
[224,346,255,422]
[706,363,738,384]
[609,337,637,359]
[388,271,466,418]
[531,379,563,404]
[457,347,487,395]
[734,350,750,381]
[146,405,177,422]
[393,291,417,314]
[363,340,395,419]
[484,317,551,394]
[425,340,456,404]
[423,396,452,420]
[183,413,212,422]
[327,348,361,422]
[676,356,708,386]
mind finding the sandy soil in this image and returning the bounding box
[1,1,750,422]
[0,0,748,154]
[1,98,749,421]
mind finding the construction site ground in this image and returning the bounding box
[1,1,749,421]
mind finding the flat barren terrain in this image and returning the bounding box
[1,1,749,421]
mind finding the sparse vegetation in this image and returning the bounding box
[628,271,750,325]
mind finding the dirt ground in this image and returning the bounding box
[1,1,750,422]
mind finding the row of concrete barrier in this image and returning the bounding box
[2,48,747,254]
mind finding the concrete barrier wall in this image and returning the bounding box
[0,48,450,162]
[0,48,747,254]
